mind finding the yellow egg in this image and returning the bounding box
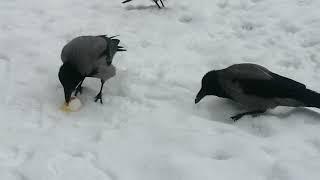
[60,97,82,112]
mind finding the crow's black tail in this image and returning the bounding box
[122,0,133,3]
[298,89,320,109]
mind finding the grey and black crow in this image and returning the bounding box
[58,35,126,104]
[195,63,320,121]
[122,0,165,9]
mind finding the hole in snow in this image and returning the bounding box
[179,15,193,23]
[212,150,233,160]
[241,22,254,31]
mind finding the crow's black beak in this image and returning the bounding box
[64,88,72,105]
[195,89,206,104]
[117,46,126,52]
[195,96,203,104]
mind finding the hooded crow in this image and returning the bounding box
[195,63,320,121]
[59,35,126,104]
[122,0,165,9]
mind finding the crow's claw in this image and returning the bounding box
[231,110,266,121]
[231,114,243,122]
[94,92,103,104]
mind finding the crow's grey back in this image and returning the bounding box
[61,36,107,75]
[222,63,273,80]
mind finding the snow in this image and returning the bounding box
[1,0,320,179]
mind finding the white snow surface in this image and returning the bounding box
[1,0,320,179]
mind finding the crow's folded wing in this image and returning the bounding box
[220,64,306,98]
[61,36,108,75]
[235,73,306,98]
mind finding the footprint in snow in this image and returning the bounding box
[0,55,11,86]
[140,40,151,48]
[268,162,291,180]
[0,170,23,180]
[34,66,48,75]
[212,150,233,160]
[0,53,11,62]
[179,15,193,23]
[306,138,320,153]
[301,38,320,48]
[0,147,30,167]
[261,146,278,156]
[297,0,314,6]
[251,0,264,3]
[241,22,254,31]
[217,0,229,9]
[48,152,113,180]
[277,60,302,70]
[279,21,300,34]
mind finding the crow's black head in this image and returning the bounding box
[195,71,220,104]
[99,35,126,65]
[58,62,83,104]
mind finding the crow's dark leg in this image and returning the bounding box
[231,110,266,121]
[75,78,85,96]
[94,80,105,104]
[153,0,161,8]
[159,0,165,7]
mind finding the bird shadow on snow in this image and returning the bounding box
[196,98,241,124]
[199,99,320,124]
[269,107,320,122]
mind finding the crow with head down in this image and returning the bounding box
[58,35,126,105]
[195,63,320,121]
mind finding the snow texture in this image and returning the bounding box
[1,0,320,179]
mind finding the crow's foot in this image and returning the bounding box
[94,92,103,104]
[231,114,244,121]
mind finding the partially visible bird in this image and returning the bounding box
[195,63,320,121]
[59,35,126,105]
[122,0,165,9]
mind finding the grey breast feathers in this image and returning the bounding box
[61,36,108,76]
[89,63,116,81]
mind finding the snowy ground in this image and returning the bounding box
[1,0,320,179]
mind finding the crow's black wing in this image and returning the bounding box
[122,0,133,3]
[236,73,306,98]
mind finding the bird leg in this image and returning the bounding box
[75,78,85,96]
[159,0,165,7]
[153,0,161,8]
[94,80,105,104]
[231,110,266,121]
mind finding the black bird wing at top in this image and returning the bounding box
[122,0,133,3]
[224,64,306,98]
